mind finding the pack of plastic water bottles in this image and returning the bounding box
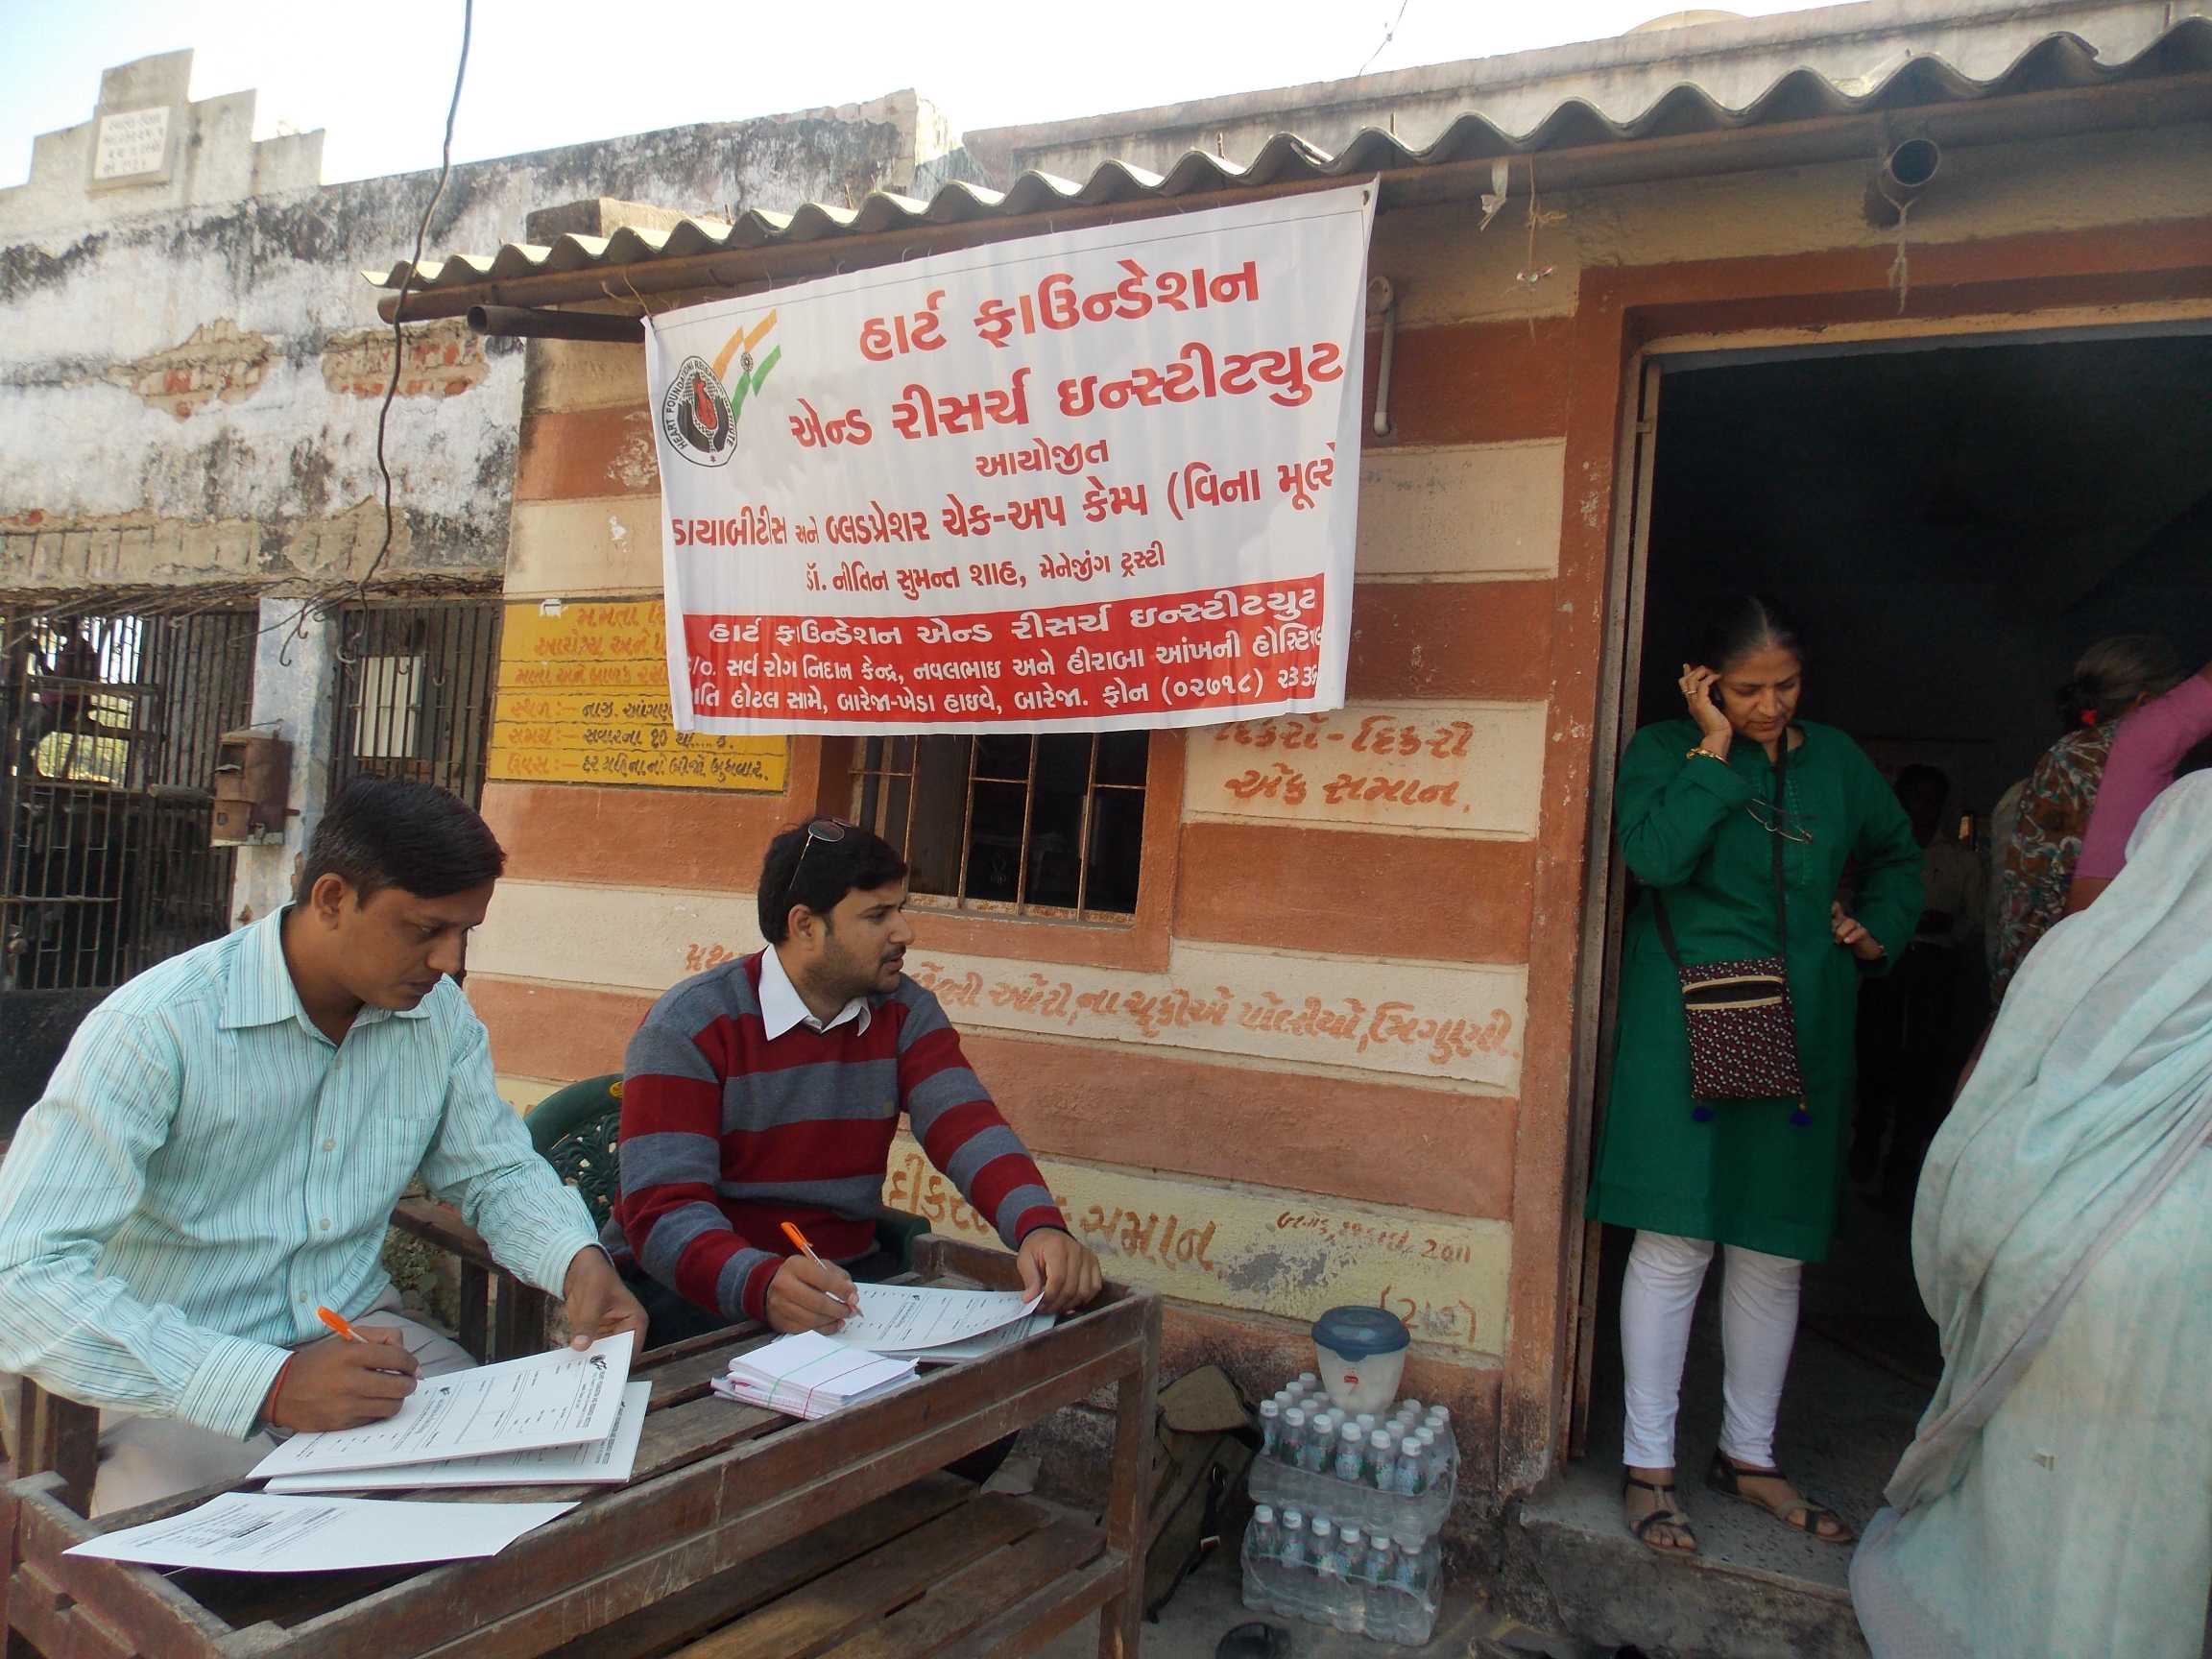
[1238,1373,1450,1645]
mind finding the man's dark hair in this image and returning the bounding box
[757,821,908,944]
[297,777,506,905]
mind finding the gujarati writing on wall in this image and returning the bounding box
[644,183,1377,735]
[487,600,787,790]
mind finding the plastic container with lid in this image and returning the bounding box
[1312,1306,1411,1414]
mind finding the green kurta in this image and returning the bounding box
[1587,719,1923,1262]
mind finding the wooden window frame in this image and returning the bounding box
[812,731,1183,974]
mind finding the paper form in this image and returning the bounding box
[895,1310,1056,1364]
[63,1493,577,1572]
[263,1382,649,1493]
[824,1285,1041,1353]
[248,1333,634,1481]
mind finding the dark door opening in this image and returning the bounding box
[1575,327,2212,1568]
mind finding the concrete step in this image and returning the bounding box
[1513,1454,1867,1659]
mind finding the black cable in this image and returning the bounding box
[1358,0,1412,78]
[346,0,474,613]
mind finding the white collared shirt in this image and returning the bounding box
[757,944,872,1040]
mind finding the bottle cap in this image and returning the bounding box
[1297,1371,1320,1387]
[1339,1423,1361,1443]
[1342,1527,1363,1545]
[1261,1401,1280,1417]
[1369,1431,1391,1450]
[1255,1504,1275,1524]
[1394,1534,1418,1551]
[1285,1408,1306,1429]
[1285,1508,1304,1526]
[1356,1413,1376,1430]
[1312,1518,1333,1537]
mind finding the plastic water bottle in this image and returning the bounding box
[1367,1429,1397,1492]
[1393,1533,1434,1645]
[1426,1405,1452,1434]
[1258,1400,1282,1462]
[1282,1407,1310,1471]
[1311,1517,1346,1628]
[1334,1421,1365,1484]
[1366,1535,1400,1642]
[1336,1527,1369,1634]
[1296,1370,1321,1397]
[1242,1504,1280,1612]
[1394,1430,1428,1497]
[1278,1510,1310,1619]
[1300,1415,1333,1475]
[1419,1426,1454,1492]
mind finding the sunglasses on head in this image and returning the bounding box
[791,817,850,881]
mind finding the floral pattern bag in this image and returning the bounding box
[1652,740,1807,1118]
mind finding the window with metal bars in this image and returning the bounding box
[1,605,256,993]
[852,732,1148,921]
[327,597,502,807]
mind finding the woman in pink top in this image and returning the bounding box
[2066,657,2212,915]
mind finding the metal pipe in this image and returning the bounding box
[1866,136,1941,226]
[466,304,644,344]
[1367,276,1398,440]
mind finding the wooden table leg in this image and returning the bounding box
[1095,1305,1159,1659]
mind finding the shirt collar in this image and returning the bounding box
[757,945,871,1041]
[220,904,431,1032]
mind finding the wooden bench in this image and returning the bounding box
[1,1235,1159,1658]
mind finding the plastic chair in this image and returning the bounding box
[525,1073,932,1271]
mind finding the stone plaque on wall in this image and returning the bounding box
[92,107,174,184]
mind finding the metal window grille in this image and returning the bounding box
[852,732,1148,921]
[1,606,256,993]
[328,598,502,807]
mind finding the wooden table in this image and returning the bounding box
[1,1238,1159,1659]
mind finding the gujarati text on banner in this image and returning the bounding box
[644,183,1377,735]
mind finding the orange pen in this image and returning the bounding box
[780,1222,860,1314]
[316,1305,367,1343]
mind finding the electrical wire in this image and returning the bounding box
[344,0,475,618]
[1358,0,1412,78]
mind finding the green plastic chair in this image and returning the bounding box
[525,1072,932,1271]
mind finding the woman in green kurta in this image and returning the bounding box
[1589,595,1922,1558]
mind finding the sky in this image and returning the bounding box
[3,0,1833,190]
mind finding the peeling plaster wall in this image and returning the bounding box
[0,58,942,592]
[0,53,947,936]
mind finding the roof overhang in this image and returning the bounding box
[369,19,2212,323]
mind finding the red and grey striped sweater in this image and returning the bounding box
[605,950,1066,1322]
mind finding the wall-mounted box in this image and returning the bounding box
[211,730,291,846]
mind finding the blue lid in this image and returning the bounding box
[1311,1305,1409,1358]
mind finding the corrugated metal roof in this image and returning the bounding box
[365,18,2212,295]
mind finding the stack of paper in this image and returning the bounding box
[249,1333,638,1488]
[264,1382,650,1493]
[711,1331,917,1419]
[64,1494,578,1573]
[824,1284,1050,1362]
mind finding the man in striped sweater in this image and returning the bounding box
[608,819,1101,1340]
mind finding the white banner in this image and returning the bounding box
[644,183,1376,733]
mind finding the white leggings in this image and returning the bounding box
[1621,1230,1802,1471]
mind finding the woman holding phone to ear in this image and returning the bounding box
[1589,593,1923,1559]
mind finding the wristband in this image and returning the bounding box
[263,1354,297,1431]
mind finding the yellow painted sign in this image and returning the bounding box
[884,1131,1510,1359]
[489,600,787,791]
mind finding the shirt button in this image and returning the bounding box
[319,1217,332,1232]
[322,1138,336,1152]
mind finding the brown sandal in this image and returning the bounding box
[1623,1474,1699,1555]
[1706,1451,1855,1544]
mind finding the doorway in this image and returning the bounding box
[1570,325,2212,1565]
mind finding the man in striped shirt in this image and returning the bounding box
[609,819,1101,1340]
[0,779,645,1513]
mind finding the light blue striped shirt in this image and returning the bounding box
[0,907,597,1440]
